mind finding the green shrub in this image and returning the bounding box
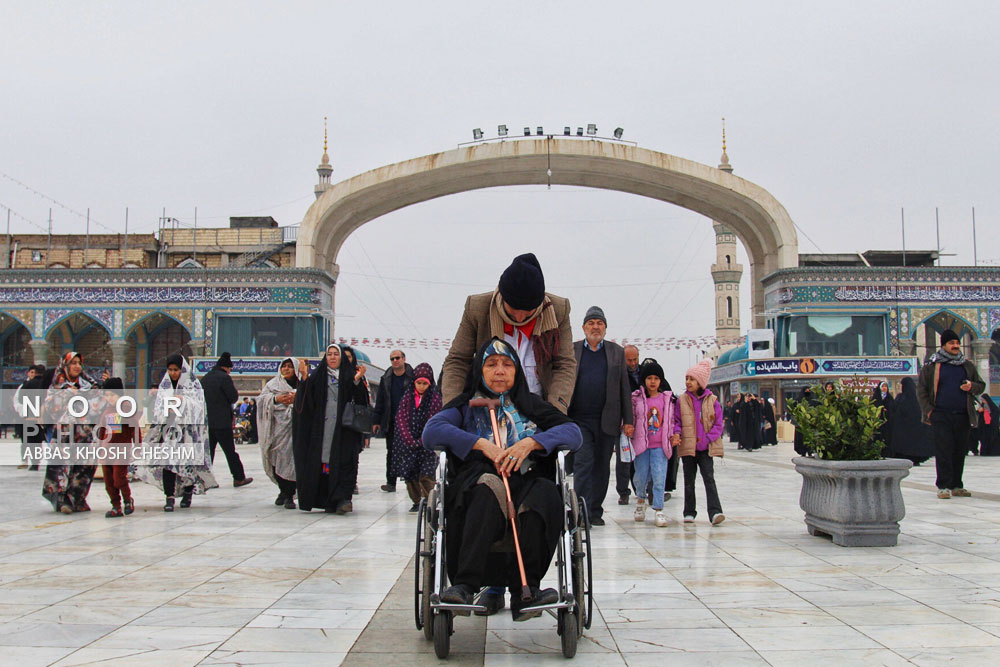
[789,378,887,460]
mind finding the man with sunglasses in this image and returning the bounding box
[373,349,414,492]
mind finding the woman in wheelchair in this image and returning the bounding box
[423,338,582,620]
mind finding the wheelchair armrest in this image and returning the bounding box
[552,442,579,452]
[427,443,451,452]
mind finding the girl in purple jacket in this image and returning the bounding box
[626,360,677,527]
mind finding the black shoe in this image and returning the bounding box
[440,584,474,605]
[618,494,630,505]
[164,497,175,512]
[664,491,671,502]
[511,587,558,621]
[474,591,506,616]
[408,503,420,513]
[234,477,254,488]
[180,491,192,509]
[590,515,605,526]
[380,484,396,492]
[335,500,353,515]
[275,493,286,506]
[284,498,296,509]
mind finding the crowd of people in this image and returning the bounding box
[8,258,998,539]
[724,393,778,452]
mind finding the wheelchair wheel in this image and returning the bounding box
[433,611,452,659]
[421,491,438,641]
[414,496,428,632]
[559,608,579,658]
[569,490,593,632]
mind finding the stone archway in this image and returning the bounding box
[125,312,193,389]
[297,138,799,333]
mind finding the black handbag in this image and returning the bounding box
[342,402,374,434]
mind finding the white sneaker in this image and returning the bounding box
[634,500,647,522]
[654,511,668,527]
[711,513,726,526]
[683,515,695,523]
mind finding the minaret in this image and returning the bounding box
[711,118,743,347]
[314,116,333,199]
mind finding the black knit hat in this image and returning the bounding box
[639,359,665,386]
[940,329,960,346]
[498,253,545,310]
[217,352,234,368]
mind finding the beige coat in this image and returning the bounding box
[441,291,576,413]
[676,392,724,458]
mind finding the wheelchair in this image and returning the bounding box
[414,446,593,659]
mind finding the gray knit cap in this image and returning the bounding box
[583,306,606,325]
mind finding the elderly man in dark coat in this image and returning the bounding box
[569,306,633,524]
[199,352,252,487]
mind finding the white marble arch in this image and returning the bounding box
[296,138,799,332]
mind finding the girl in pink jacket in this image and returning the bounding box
[626,360,677,527]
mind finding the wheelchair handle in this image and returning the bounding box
[468,398,500,409]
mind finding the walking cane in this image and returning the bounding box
[469,397,533,602]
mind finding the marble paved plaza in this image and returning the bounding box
[1,436,1000,666]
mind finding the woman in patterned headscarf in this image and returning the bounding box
[136,354,218,511]
[390,362,442,512]
[259,357,300,509]
[422,338,582,620]
[293,343,369,514]
[41,351,104,513]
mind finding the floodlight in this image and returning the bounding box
[576,127,583,136]
[564,126,571,135]
[472,128,483,140]
[498,125,508,136]
[613,127,624,139]
[524,127,531,136]
[586,124,597,135]
[536,126,544,135]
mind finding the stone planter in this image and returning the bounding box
[792,457,913,547]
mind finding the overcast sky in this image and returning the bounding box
[2,1,997,381]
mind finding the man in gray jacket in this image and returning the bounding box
[570,306,633,526]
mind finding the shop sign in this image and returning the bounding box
[748,359,804,376]
[820,359,914,374]
[191,357,321,376]
[710,362,747,383]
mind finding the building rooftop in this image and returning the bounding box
[798,250,939,268]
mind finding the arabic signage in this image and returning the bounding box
[712,357,918,383]
[191,358,322,376]
[835,285,1000,302]
[820,359,914,374]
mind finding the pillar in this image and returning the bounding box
[109,340,129,381]
[188,339,207,357]
[971,339,993,391]
[29,339,49,366]
[897,338,916,357]
[922,325,937,361]
[329,262,340,339]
